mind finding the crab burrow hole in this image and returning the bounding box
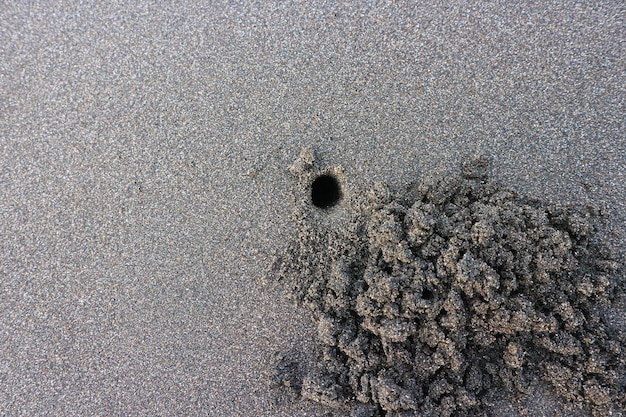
[311,174,342,209]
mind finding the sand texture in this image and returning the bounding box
[1,2,625,416]
[274,152,624,416]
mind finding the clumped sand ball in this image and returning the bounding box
[272,152,624,417]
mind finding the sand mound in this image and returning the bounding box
[272,150,625,417]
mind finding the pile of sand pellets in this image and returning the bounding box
[271,149,625,417]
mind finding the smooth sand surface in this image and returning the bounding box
[1,2,624,416]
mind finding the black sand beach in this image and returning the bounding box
[1,2,624,416]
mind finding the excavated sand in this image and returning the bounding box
[272,150,625,417]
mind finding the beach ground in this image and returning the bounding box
[1,2,624,416]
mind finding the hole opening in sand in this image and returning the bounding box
[421,288,434,300]
[311,174,342,209]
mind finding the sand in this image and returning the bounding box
[1,2,624,416]
[274,152,624,416]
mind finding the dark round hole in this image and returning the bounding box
[311,174,342,209]
[421,288,434,300]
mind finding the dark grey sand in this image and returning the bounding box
[1,2,624,416]
[274,151,624,416]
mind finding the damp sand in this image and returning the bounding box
[271,150,625,417]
